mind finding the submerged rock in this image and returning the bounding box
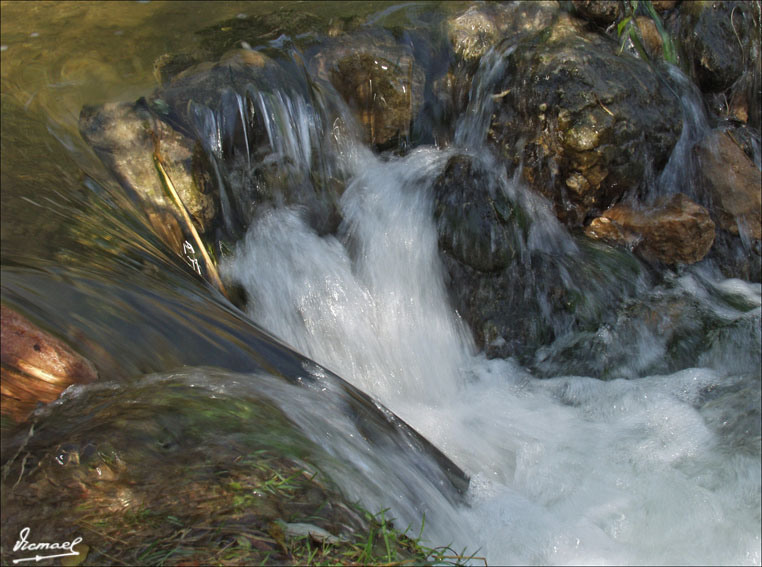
[585,193,715,265]
[488,13,683,226]
[1,305,98,423]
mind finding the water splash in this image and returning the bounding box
[214,44,761,563]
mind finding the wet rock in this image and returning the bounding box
[533,275,759,379]
[695,129,762,240]
[446,4,500,63]
[157,48,281,143]
[722,123,762,166]
[433,154,644,361]
[434,2,557,145]
[728,69,759,126]
[429,70,471,143]
[1,305,98,423]
[309,30,426,149]
[708,228,762,282]
[446,1,559,64]
[652,1,679,13]
[585,193,715,265]
[79,100,218,236]
[571,0,622,27]
[635,15,664,60]
[432,155,524,272]
[674,1,757,94]
[153,52,200,87]
[489,13,683,226]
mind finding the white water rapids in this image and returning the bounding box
[219,148,760,565]
[208,48,762,563]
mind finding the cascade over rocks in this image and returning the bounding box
[155,48,280,145]
[74,0,762,357]
[488,13,683,227]
[154,48,350,237]
[585,193,716,265]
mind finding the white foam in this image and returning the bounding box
[222,145,761,565]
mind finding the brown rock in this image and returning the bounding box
[447,2,558,63]
[695,129,762,240]
[310,31,425,148]
[585,193,716,264]
[636,16,664,59]
[489,12,683,226]
[651,1,679,12]
[1,305,98,422]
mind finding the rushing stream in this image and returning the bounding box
[2,2,761,565]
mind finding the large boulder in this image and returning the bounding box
[308,30,426,149]
[432,155,524,272]
[584,193,716,265]
[488,13,683,227]
[695,128,762,281]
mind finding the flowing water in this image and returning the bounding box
[1,2,760,565]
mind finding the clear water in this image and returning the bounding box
[2,2,760,565]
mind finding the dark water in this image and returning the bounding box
[2,2,760,564]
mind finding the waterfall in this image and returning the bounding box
[216,62,761,563]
